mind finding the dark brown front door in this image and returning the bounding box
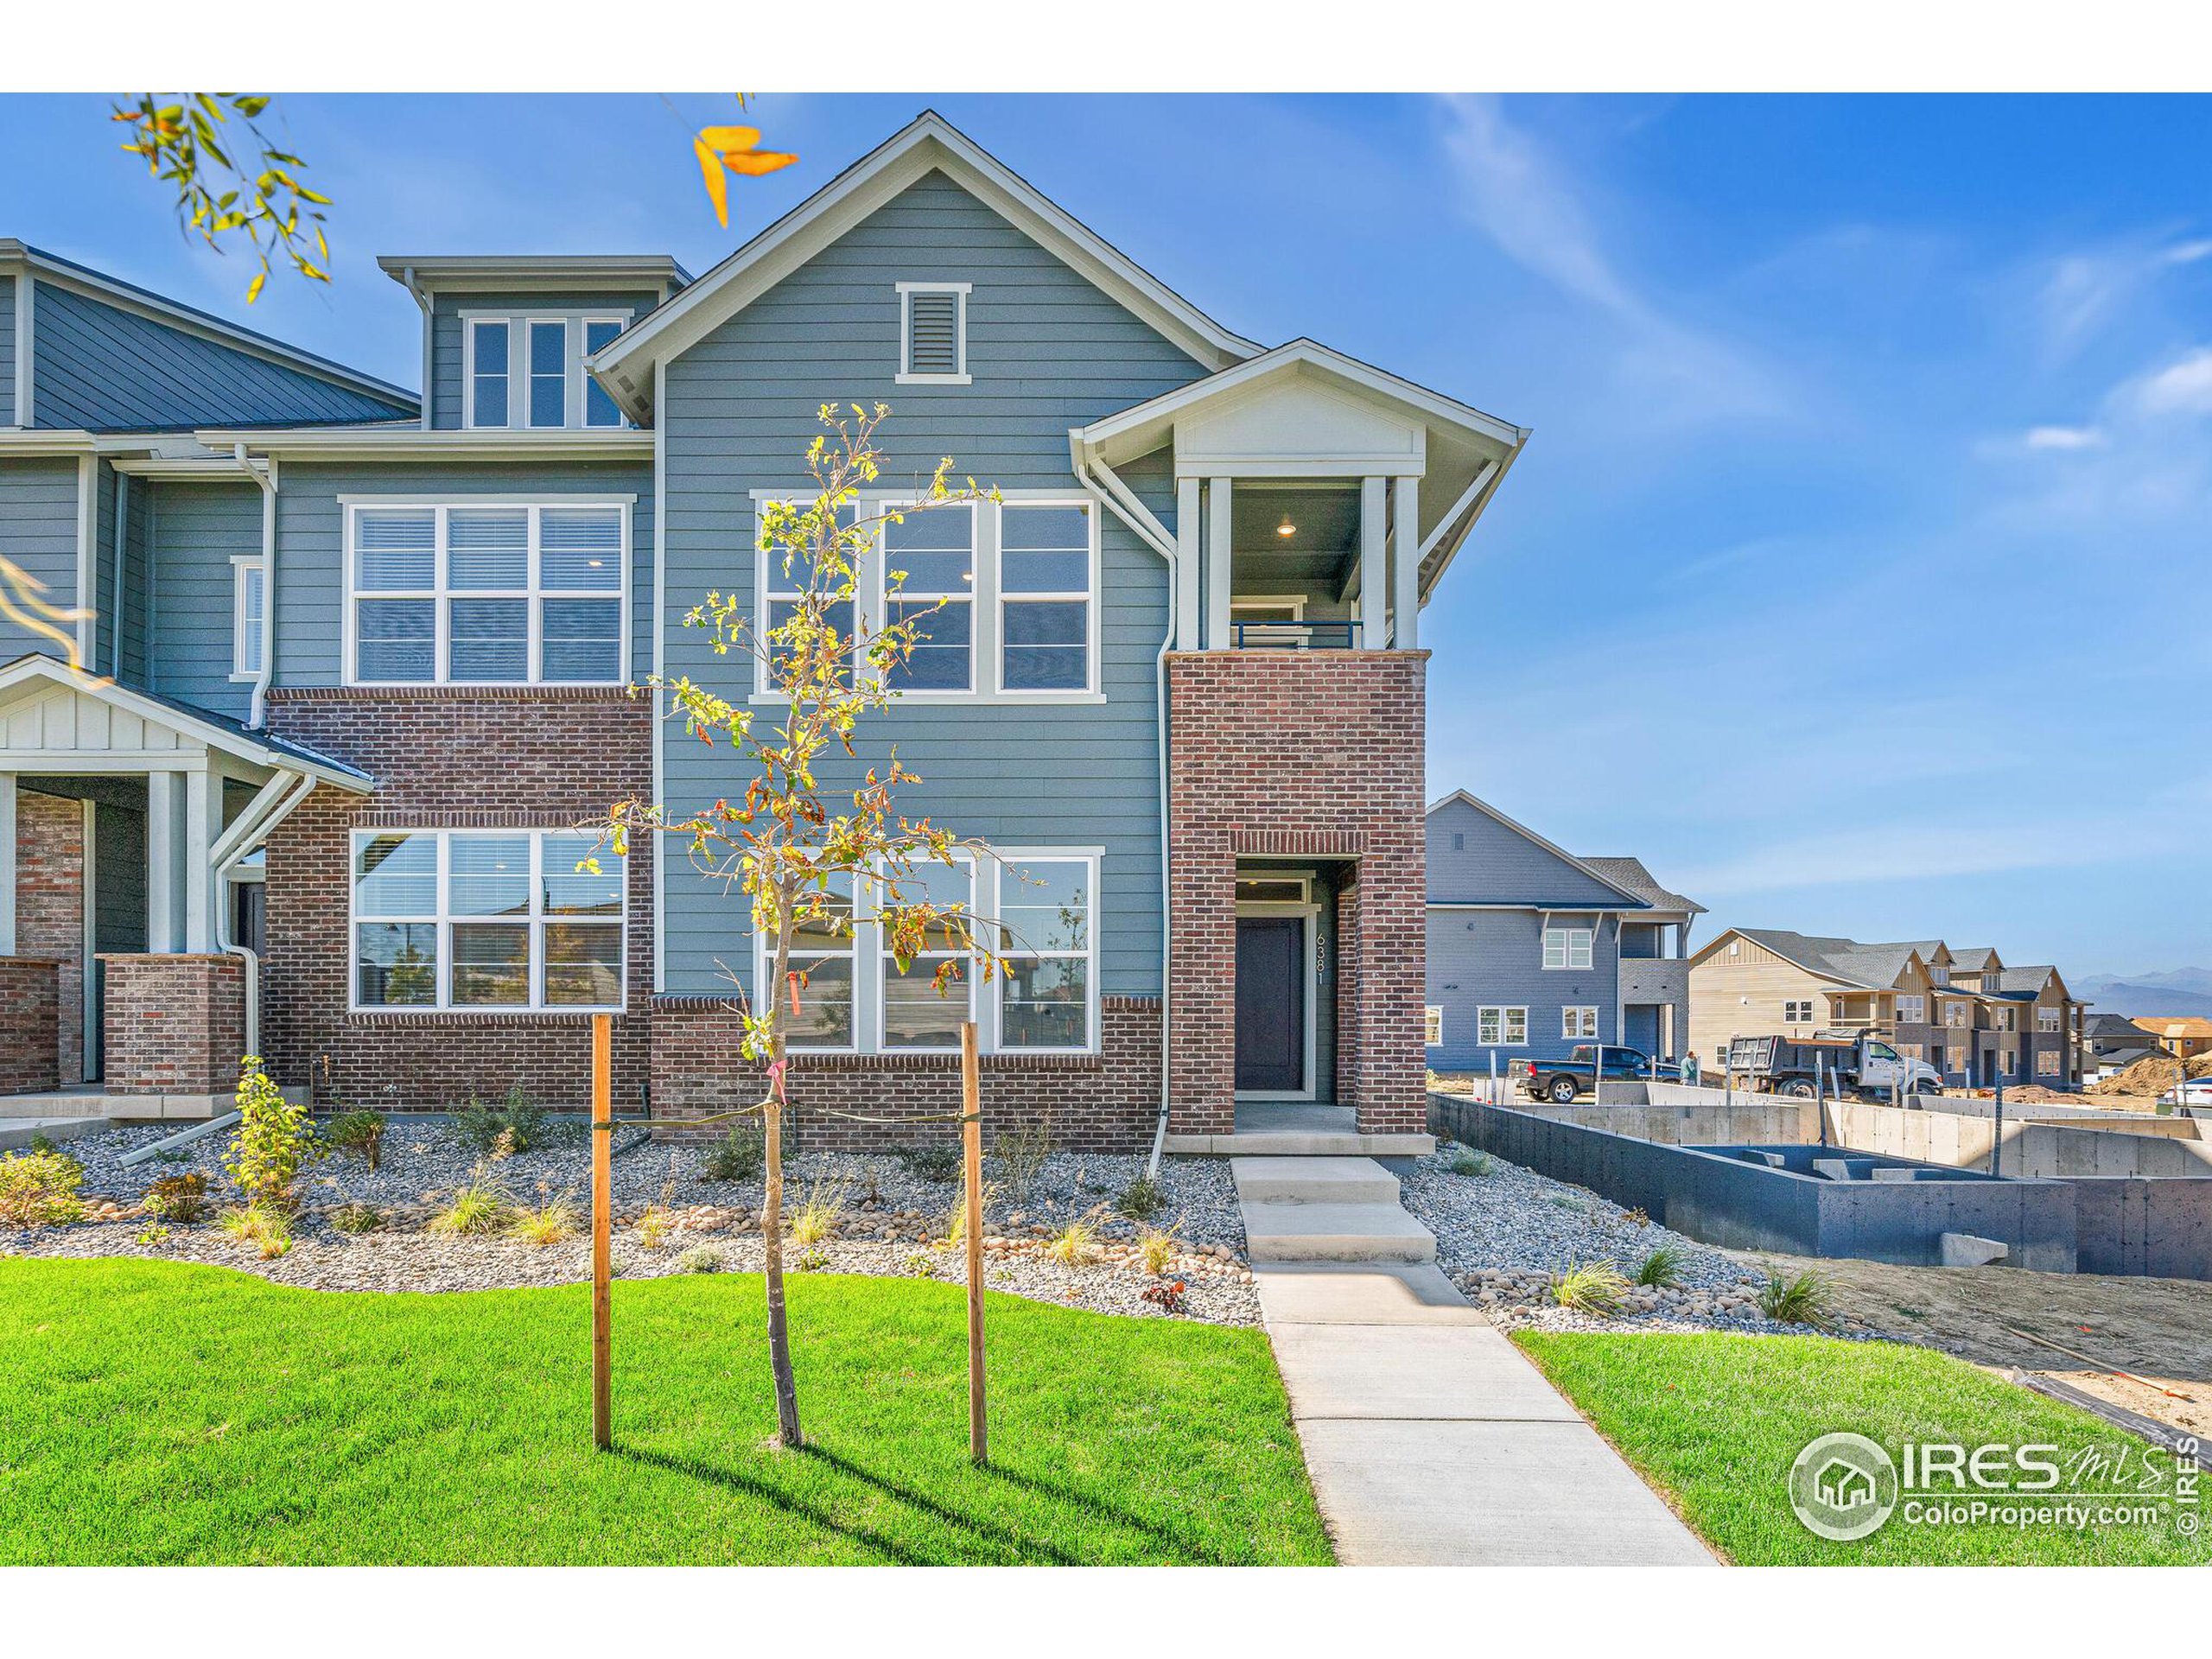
[1236,916,1305,1092]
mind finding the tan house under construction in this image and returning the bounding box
[1687,929,2083,1090]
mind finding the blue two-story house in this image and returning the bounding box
[1424,790,1703,1074]
[1,112,1528,1150]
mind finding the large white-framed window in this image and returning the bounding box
[992,850,1096,1052]
[1424,1006,1444,1046]
[1478,1006,1529,1046]
[345,499,628,686]
[2037,1006,2062,1033]
[883,502,976,693]
[462,311,631,429]
[879,853,976,1052]
[1541,925,1594,970]
[1897,994,1926,1024]
[230,556,265,682]
[350,828,624,1013]
[996,502,1096,694]
[1943,1001,1968,1029]
[782,872,858,1052]
[1563,1006,1599,1040]
[895,281,969,385]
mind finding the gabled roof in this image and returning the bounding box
[378,254,690,294]
[1425,789,1650,909]
[1578,856,1705,916]
[0,238,416,413]
[1694,928,1927,990]
[1994,964,2068,998]
[589,111,1262,423]
[1948,945,2001,973]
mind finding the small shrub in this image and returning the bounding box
[636,1206,674,1250]
[677,1244,727,1274]
[219,1202,292,1260]
[787,1177,849,1248]
[28,1131,57,1154]
[1548,1261,1630,1316]
[0,1148,86,1227]
[1630,1244,1688,1288]
[326,1110,386,1172]
[1758,1268,1834,1329]
[137,1222,171,1246]
[1046,1210,1103,1267]
[330,1202,382,1235]
[899,1249,935,1277]
[1137,1227,1179,1276]
[1139,1280,1188,1315]
[143,1172,210,1224]
[990,1122,1054,1200]
[893,1142,962,1184]
[508,1193,579,1247]
[700,1127,766,1185]
[225,1058,321,1208]
[941,1181,999,1248]
[429,1175,511,1236]
[1115,1173,1166,1223]
[795,1246,829,1273]
[455,1086,545,1154]
[1448,1149,1491,1178]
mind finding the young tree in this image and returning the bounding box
[606,404,1001,1448]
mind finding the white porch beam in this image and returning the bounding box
[1392,474,1421,650]
[183,766,212,952]
[1358,475,1388,648]
[1173,476,1202,651]
[1205,475,1232,650]
[146,769,176,952]
[0,772,16,954]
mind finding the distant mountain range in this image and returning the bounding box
[2076,969,2212,1018]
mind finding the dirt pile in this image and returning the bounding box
[2094,1051,2212,1098]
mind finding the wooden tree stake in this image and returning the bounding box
[591,1012,613,1451]
[962,1020,987,1466]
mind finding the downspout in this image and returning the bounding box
[400,264,434,430]
[232,442,276,728]
[1071,437,1179,1177]
[212,769,316,1058]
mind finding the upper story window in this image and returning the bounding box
[231,556,265,682]
[465,313,630,429]
[1897,995,1926,1024]
[885,505,976,691]
[896,283,969,385]
[346,500,627,686]
[1541,925,1593,971]
[2037,1006,2062,1033]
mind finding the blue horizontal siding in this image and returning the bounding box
[0,274,15,419]
[147,478,262,719]
[0,457,80,662]
[1426,908,1626,1071]
[429,289,664,429]
[1427,795,1633,908]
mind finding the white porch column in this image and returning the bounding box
[146,769,176,953]
[1205,475,1232,650]
[0,772,16,955]
[1174,476,1203,651]
[1358,475,1388,647]
[1391,474,1421,650]
[183,766,213,952]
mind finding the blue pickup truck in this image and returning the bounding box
[1510,1045,1683,1104]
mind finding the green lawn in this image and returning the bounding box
[1515,1331,2209,1566]
[0,1258,1330,1565]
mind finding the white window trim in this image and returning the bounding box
[348,828,626,1014]
[772,872,861,1056]
[230,555,265,683]
[1477,1005,1529,1048]
[1541,925,1595,971]
[1424,1005,1443,1047]
[341,497,632,688]
[989,847,1101,1056]
[993,496,1099,699]
[461,309,632,430]
[1897,995,1926,1024]
[894,281,971,385]
[747,490,1103,705]
[1563,1005,1599,1040]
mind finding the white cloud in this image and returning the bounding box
[2126,346,2212,416]
[2022,423,2108,450]
[2164,238,2212,265]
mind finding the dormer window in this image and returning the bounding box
[896,283,969,385]
[465,311,630,429]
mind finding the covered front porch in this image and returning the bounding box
[0,655,370,1105]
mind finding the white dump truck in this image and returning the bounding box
[1724,1029,1942,1100]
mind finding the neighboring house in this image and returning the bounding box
[1423,791,1703,1074]
[2084,1012,2160,1081]
[1,113,1528,1150]
[2134,1015,2212,1061]
[1687,928,2085,1089]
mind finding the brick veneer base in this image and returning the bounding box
[1166,652,1428,1137]
[99,955,246,1094]
[650,995,1161,1154]
[16,789,85,1084]
[0,957,62,1094]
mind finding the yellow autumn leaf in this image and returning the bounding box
[721,149,798,177]
[694,136,730,227]
[697,124,764,152]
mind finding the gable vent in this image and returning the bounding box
[900,285,967,381]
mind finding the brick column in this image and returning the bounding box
[0,957,62,1094]
[1165,651,1428,1135]
[99,954,247,1095]
[15,789,85,1084]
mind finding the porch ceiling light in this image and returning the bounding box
[1275,512,1296,538]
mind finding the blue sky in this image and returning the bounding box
[3,92,2206,976]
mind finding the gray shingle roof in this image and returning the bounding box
[1732,929,1922,989]
[1577,856,1705,915]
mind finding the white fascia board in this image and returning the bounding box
[589,114,1260,423]
[195,427,653,461]
[376,254,691,293]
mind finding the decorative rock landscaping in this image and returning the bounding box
[3,1120,1257,1325]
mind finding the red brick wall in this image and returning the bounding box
[15,789,84,1084]
[651,995,1160,1153]
[1166,652,1427,1135]
[0,957,61,1094]
[100,954,245,1094]
[259,688,655,1112]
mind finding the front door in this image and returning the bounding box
[1236,915,1305,1092]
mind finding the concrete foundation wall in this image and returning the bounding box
[2070,1179,2212,1280]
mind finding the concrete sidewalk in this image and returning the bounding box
[1256,1262,1716,1566]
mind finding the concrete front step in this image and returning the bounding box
[1232,1155,1402,1205]
[1167,1129,1435,1156]
[1240,1199,1438,1264]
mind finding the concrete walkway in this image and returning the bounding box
[1236,1155,1715,1567]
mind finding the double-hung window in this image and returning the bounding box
[528,320,567,427]
[1541,925,1593,970]
[884,505,975,692]
[465,312,630,429]
[1897,995,1926,1024]
[348,502,626,685]
[352,829,623,1012]
[231,556,265,681]
[879,855,976,1050]
[1478,1006,1528,1046]
[1783,999,1814,1025]
[1424,1007,1444,1046]
[467,319,510,426]
[998,504,1093,692]
[2037,1006,2061,1033]
[2037,1050,2060,1077]
[785,874,857,1052]
[1563,1006,1599,1039]
[994,855,1095,1051]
